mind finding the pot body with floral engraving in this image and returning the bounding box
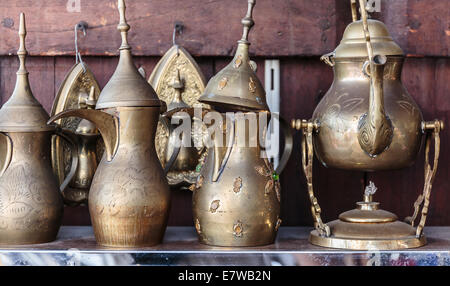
[89,108,170,247]
[48,0,171,247]
[0,13,73,245]
[192,114,281,246]
[313,54,424,171]
[0,132,63,244]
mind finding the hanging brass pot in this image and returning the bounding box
[0,14,78,245]
[148,26,209,187]
[291,0,444,250]
[50,27,102,206]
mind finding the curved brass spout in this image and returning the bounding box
[358,54,393,156]
[356,0,393,156]
[48,109,119,161]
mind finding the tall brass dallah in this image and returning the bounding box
[48,0,171,247]
[192,0,293,246]
[0,14,78,244]
[292,0,444,250]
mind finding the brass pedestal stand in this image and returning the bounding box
[293,119,443,250]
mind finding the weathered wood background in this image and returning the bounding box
[0,0,448,226]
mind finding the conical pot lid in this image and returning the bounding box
[199,0,268,111]
[334,19,403,58]
[0,13,53,132]
[96,0,161,109]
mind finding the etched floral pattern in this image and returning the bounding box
[0,163,60,231]
[255,158,281,202]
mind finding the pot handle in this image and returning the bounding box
[0,132,13,177]
[273,115,293,175]
[160,115,181,175]
[405,120,444,238]
[54,127,79,192]
[292,119,331,237]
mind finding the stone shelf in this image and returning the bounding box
[0,226,448,266]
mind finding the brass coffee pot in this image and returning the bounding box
[52,87,101,206]
[148,26,210,187]
[292,0,444,250]
[0,14,78,245]
[48,0,171,247]
[191,0,293,247]
[157,70,207,186]
[51,23,102,206]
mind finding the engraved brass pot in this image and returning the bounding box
[50,107,170,247]
[292,0,444,250]
[191,0,293,246]
[48,0,171,247]
[0,132,68,245]
[192,113,290,246]
[313,55,423,171]
[0,14,76,245]
[51,62,102,206]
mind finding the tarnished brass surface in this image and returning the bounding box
[95,1,161,110]
[309,180,426,250]
[48,0,170,247]
[312,0,423,171]
[407,120,443,237]
[291,0,444,251]
[0,15,53,133]
[51,62,102,206]
[199,0,268,111]
[191,0,293,247]
[88,108,170,247]
[0,14,70,245]
[192,113,282,247]
[149,43,208,186]
[314,60,422,171]
[149,45,207,108]
[0,132,64,245]
[334,19,403,58]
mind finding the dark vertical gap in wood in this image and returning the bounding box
[52,56,56,102]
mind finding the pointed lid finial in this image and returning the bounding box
[0,13,52,132]
[96,0,161,109]
[117,0,131,50]
[167,69,189,112]
[199,0,268,111]
[239,0,255,45]
[18,13,28,74]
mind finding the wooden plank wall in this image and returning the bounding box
[0,0,448,226]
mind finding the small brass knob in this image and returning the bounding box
[422,119,445,132]
[291,119,310,131]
